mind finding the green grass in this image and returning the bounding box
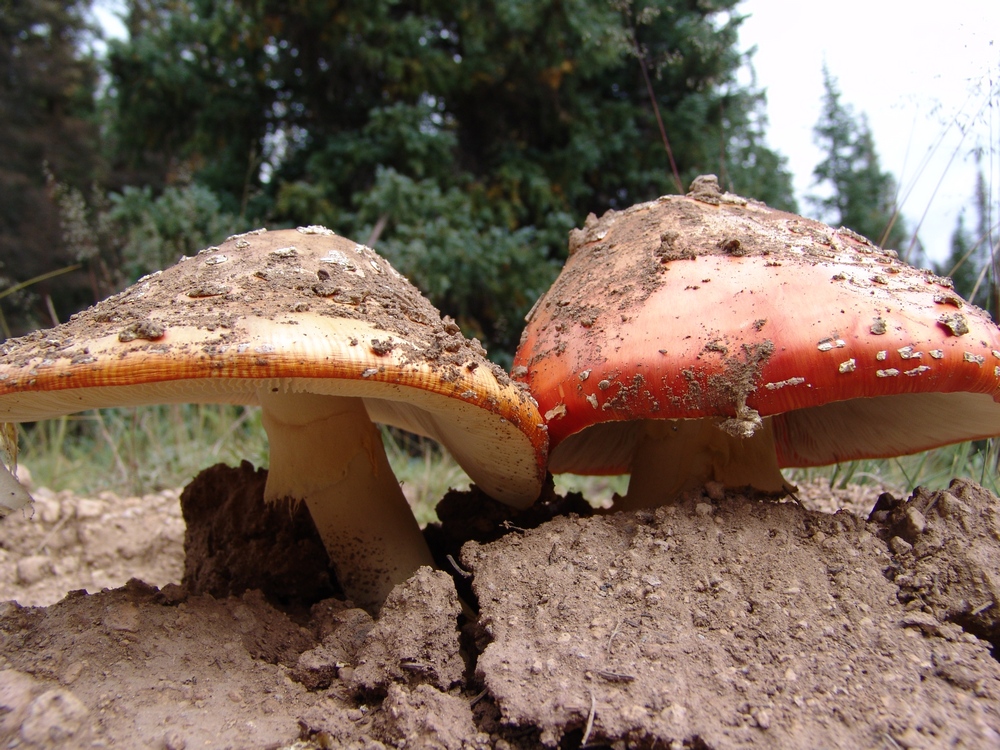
[13,404,473,525]
[382,429,471,526]
[12,404,997,526]
[554,441,999,507]
[784,439,1000,498]
[16,405,270,497]
[553,473,629,508]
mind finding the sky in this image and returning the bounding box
[736,1,1000,264]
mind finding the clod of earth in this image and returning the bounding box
[0,226,547,611]
[462,480,1000,748]
[514,174,1000,509]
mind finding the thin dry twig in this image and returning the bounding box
[366,213,390,247]
[972,600,995,616]
[607,619,623,655]
[446,554,472,579]
[501,520,528,534]
[636,51,683,195]
[620,6,682,194]
[581,692,597,747]
[596,669,636,683]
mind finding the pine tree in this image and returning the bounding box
[102,0,797,360]
[0,0,102,336]
[938,170,997,316]
[810,67,910,253]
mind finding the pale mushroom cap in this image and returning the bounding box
[0,227,547,506]
[514,187,1000,474]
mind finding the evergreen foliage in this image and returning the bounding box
[937,170,997,318]
[810,67,910,255]
[101,0,796,361]
[0,0,103,333]
[1,0,798,361]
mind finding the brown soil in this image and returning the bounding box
[2,466,1000,748]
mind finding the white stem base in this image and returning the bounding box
[0,461,32,517]
[616,417,792,512]
[258,390,434,612]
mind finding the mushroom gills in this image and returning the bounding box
[615,417,792,512]
[774,391,1000,466]
[258,389,434,613]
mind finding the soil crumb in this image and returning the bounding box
[2,470,1000,748]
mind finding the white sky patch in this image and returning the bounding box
[92,0,127,41]
[737,0,1000,263]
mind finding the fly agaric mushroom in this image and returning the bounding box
[514,176,1000,511]
[0,227,547,610]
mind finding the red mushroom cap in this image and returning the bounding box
[514,179,1000,477]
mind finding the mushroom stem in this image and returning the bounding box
[258,390,434,613]
[0,460,32,517]
[616,417,792,511]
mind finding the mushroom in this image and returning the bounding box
[0,463,31,517]
[0,227,547,610]
[0,425,31,515]
[513,176,1000,511]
